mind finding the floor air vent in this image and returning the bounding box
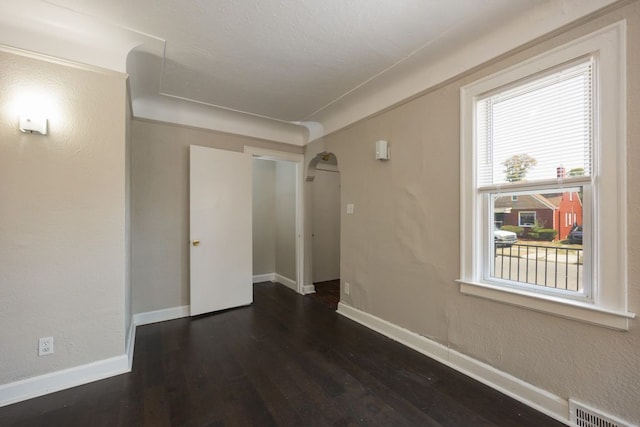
[569,399,632,427]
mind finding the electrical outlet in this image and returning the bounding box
[344,282,350,295]
[39,337,54,356]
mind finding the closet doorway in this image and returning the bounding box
[247,147,305,294]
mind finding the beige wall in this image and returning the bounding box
[0,50,127,384]
[275,161,297,281]
[252,159,276,275]
[325,3,640,423]
[131,119,302,313]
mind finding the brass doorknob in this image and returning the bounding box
[192,240,200,246]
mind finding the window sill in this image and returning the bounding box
[455,279,635,331]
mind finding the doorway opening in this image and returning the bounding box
[246,147,305,294]
[308,152,340,309]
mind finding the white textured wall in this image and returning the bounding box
[131,119,302,313]
[252,159,276,275]
[275,162,297,281]
[0,50,127,384]
[327,3,640,424]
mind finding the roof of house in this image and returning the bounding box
[495,194,559,211]
[545,195,563,207]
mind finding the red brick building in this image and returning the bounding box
[494,192,582,240]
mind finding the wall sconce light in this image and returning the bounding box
[375,140,389,160]
[11,89,56,135]
[20,115,48,135]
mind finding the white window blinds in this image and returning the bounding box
[476,59,593,188]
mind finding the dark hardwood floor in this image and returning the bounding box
[0,282,563,426]
[310,279,340,310]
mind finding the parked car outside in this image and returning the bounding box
[568,225,583,244]
[494,226,517,247]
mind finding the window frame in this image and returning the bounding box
[458,22,634,330]
[518,211,536,228]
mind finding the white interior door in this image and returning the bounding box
[190,145,252,316]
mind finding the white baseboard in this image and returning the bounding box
[253,273,276,283]
[133,305,191,326]
[275,274,297,291]
[0,354,129,408]
[336,302,569,425]
[126,321,136,370]
[0,305,191,408]
[255,273,307,294]
[302,284,316,294]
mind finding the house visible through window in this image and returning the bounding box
[459,23,632,330]
[518,212,536,228]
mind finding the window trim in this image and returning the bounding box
[458,21,634,330]
[518,211,536,228]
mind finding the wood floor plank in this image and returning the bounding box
[0,282,564,426]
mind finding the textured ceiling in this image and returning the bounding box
[44,0,543,121]
[0,0,618,144]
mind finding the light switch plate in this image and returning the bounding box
[346,203,354,214]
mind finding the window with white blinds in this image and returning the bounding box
[458,23,632,330]
[476,59,593,188]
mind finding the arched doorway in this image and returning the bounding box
[307,152,340,309]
